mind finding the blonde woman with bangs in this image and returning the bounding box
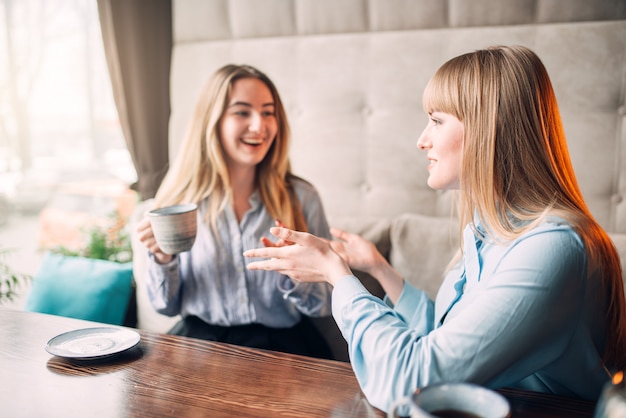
[245,46,626,411]
[137,64,333,359]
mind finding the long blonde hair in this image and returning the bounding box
[423,45,626,369]
[154,64,307,233]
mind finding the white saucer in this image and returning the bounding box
[46,327,141,360]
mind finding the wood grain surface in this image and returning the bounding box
[1,309,598,417]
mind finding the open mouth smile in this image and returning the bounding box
[242,137,263,146]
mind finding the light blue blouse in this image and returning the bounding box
[145,177,333,328]
[332,219,611,412]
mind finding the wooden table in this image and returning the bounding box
[0,309,598,417]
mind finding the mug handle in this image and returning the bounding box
[388,396,411,418]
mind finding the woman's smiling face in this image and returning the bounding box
[416,111,464,190]
[219,77,278,172]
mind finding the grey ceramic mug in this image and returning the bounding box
[388,382,510,418]
[148,203,198,255]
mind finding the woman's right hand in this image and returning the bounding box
[329,227,404,303]
[328,227,386,276]
[136,217,173,264]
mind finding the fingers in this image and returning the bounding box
[267,221,295,246]
[244,244,285,259]
[154,252,174,264]
[136,216,172,263]
[260,237,275,248]
[245,251,296,277]
[246,260,303,283]
[260,236,288,248]
[269,226,309,246]
[246,255,314,283]
[136,217,151,235]
[245,227,311,258]
[330,227,351,242]
[246,258,284,272]
[329,240,344,254]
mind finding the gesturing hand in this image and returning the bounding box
[327,227,404,303]
[260,220,294,248]
[244,227,352,286]
[328,227,386,276]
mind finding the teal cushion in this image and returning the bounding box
[25,252,133,325]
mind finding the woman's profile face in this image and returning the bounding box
[218,77,278,172]
[416,111,464,190]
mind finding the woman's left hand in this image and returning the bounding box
[245,227,352,286]
[260,220,294,248]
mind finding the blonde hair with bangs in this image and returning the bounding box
[154,64,307,233]
[424,45,626,370]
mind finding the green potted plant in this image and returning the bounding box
[0,247,31,303]
[51,214,133,263]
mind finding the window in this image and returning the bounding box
[0,0,136,212]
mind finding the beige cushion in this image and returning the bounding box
[389,214,459,300]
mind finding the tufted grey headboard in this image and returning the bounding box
[169,0,626,235]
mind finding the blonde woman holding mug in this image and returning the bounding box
[137,64,333,359]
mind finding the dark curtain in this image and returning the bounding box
[97,0,172,200]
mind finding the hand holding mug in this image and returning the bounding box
[138,204,198,263]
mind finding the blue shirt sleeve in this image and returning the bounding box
[332,222,603,412]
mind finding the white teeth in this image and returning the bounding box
[242,138,262,145]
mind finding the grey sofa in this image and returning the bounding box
[131,0,626,361]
